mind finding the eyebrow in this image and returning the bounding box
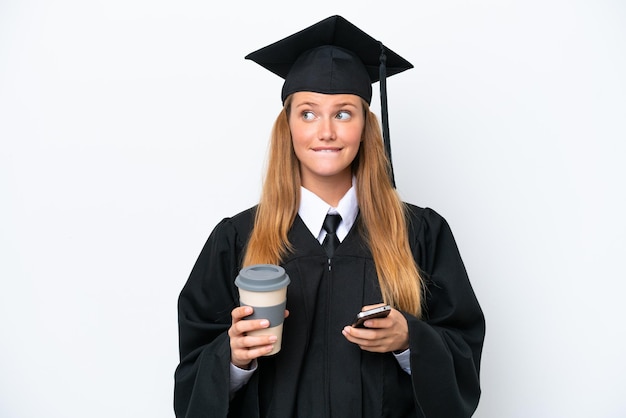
[334,102,359,108]
[293,101,317,108]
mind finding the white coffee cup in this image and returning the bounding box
[235,264,290,355]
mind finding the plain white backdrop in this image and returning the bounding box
[1,1,625,417]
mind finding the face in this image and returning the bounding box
[288,92,365,190]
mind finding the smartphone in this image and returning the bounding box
[351,305,391,328]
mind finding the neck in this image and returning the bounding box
[302,174,352,207]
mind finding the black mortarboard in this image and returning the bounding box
[245,15,413,187]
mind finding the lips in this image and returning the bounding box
[311,147,342,152]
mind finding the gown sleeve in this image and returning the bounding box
[174,217,246,418]
[405,206,485,418]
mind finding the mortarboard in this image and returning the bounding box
[245,15,413,187]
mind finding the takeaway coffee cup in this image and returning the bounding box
[235,264,290,355]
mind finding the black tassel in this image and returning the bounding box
[379,43,395,188]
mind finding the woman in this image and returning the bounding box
[175,15,485,418]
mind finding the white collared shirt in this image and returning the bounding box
[298,179,359,244]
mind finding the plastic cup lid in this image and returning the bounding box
[235,264,291,292]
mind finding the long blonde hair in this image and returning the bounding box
[243,96,423,317]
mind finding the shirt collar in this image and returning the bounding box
[298,178,359,243]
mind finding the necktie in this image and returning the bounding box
[322,214,342,258]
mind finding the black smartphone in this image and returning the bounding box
[351,305,391,328]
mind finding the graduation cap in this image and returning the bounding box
[245,15,413,187]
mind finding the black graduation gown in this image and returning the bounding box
[174,204,485,418]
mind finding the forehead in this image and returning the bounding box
[290,92,363,107]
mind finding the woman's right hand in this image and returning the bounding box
[228,306,279,369]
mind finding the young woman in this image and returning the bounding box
[174,16,485,418]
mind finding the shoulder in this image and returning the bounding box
[227,205,257,232]
[206,205,257,247]
[403,202,449,233]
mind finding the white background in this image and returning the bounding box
[1,1,625,417]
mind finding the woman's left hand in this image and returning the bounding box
[342,304,409,353]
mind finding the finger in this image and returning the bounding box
[229,318,270,342]
[238,318,271,334]
[342,326,391,351]
[342,326,378,344]
[362,315,395,329]
[232,306,253,321]
[358,308,405,330]
[232,343,275,365]
[230,331,277,366]
[233,332,277,350]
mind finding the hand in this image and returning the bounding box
[228,306,289,369]
[341,304,409,353]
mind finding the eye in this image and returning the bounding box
[302,110,315,121]
[336,110,352,120]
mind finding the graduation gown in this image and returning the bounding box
[174,204,485,418]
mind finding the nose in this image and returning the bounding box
[318,118,336,141]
